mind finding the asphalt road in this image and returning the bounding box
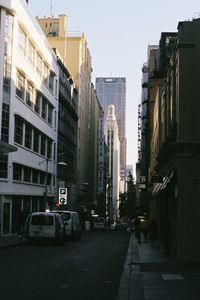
[0,231,130,300]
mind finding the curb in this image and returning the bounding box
[117,234,145,300]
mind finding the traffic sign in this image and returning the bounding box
[59,188,67,205]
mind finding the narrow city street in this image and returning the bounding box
[0,231,130,300]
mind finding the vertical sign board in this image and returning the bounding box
[139,176,146,189]
[98,118,104,193]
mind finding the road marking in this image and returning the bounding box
[162,274,184,280]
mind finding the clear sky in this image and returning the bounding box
[29,0,200,172]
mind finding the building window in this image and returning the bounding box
[25,123,32,149]
[47,173,51,186]
[28,41,35,66]
[47,138,52,158]
[1,103,9,143]
[48,105,53,125]
[18,27,26,56]
[42,97,47,120]
[3,60,11,102]
[0,154,8,178]
[26,82,34,108]
[14,115,23,145]
[33,128,40,153]
[24,166,31,182]
[13,163,22,181]
[16,71,25,100]
[49,71,54,92]
[34,91,41,114]
[40,134,46,156]
[43,63,48,85]
[54,111,57,130]
[32,169,38,184]
[40,171,45,185]
[36,52,42,77]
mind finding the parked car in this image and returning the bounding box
[93,217,107,231]
[50,210,82,240]
[25,212,65,245]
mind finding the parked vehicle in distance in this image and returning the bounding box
[50,210,82,240]
[93,217,107,231]
[25,212,65,244]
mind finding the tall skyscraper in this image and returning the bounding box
[104,105,120,222]
[95,77,127,182]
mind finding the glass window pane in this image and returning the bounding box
[40,134,46,156]
[25,123,32,149]
[16,71,25,100]
[33,129,40,153]
[24,166,31,182]
[0,154,8,178]
[14,115,23,145]
[13,163,22,181]
[18,27,26,56]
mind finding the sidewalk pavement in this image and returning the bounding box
[0,235,25,249]
[117,234,200,300]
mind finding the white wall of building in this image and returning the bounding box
[0,0,59,236]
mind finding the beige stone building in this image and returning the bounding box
[37,14,100,217]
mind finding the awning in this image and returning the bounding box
[0,141,17,154]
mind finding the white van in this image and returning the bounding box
[25,212,65,244]
[50,210,82,240]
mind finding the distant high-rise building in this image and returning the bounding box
[104,105,120,222]
[95,77,127,183]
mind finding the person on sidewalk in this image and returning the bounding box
[134,216,141,244]
[142,218,149,241]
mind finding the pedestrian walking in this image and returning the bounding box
[142,219,149,241]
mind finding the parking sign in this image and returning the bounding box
[59,188,67,205]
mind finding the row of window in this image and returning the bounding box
[13,163,52,186]
[14,115,54,159]
[1,13,13,143]
[16,70,55,126]
[18,26,55,93]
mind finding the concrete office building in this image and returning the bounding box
[37,14,102,216]
[0,0,59,237]
[95,77,127,186]
[104,105,120,222]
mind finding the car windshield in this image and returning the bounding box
[31,215,53,225]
